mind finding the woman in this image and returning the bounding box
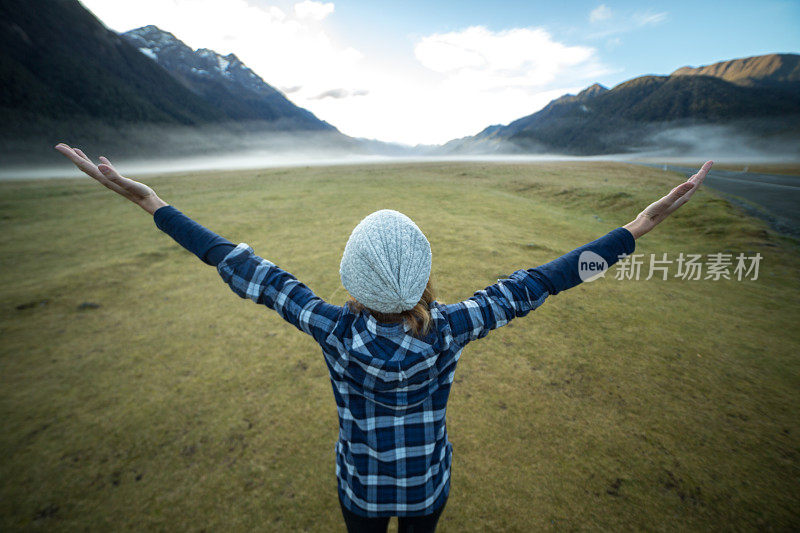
[54,143,711,533]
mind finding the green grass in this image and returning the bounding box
[1,161,798,531]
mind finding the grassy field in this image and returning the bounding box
[1,161,798,531]
[635,161,800,177]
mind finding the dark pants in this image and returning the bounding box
[338,494,447,533]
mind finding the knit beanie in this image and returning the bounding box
[339,209,432,314]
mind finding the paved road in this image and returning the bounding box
[637,163,800,238]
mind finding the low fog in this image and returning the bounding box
[1,122,798,181]
[636,123,800,163]
[1,150,594,181]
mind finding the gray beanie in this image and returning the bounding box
[340,209,432,314]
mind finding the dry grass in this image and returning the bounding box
[1,161,798,531]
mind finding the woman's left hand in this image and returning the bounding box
[624,160,713,239]
[54,143,168,215]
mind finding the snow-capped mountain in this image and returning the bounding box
[122,25,335,131]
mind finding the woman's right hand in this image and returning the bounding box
[54,143,168,215]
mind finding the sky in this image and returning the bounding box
[81,0,800,146]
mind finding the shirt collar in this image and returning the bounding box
[365,311,410,336]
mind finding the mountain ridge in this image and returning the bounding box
[671,53,800,86]
[441,53,800,156]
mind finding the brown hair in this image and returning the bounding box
[347,278,437,337]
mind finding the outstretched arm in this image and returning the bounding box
[443,161,713,347]
[523,160,713,294]
[55,144,341,344]
[55,143,234,264]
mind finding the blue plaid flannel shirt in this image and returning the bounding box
[216,243,552,517]
[213,227,634,517]
[153,205,634,518]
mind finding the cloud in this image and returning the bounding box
[414,26,607,91]
[294,1,334,21]
[296,25,609,145]
[587,8,669,38]
[311,88,369,99]
[312,88,348,99]
[590,4,611,23]
[633,11,668,26]
[281,85,303,94]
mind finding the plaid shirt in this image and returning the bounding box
[154,205,634,518]
[216,243,553,517]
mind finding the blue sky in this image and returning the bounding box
[321,0,800,88]
[83,0,799,145]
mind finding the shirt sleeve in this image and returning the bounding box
[216,243,342,345]
[154,205,341,344]
[441,227,635,348]
[153,205,235,266]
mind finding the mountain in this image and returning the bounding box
[121,26,334,131]
[0,0,343,165]
[0,1,223,132]
[442,53,800,156]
